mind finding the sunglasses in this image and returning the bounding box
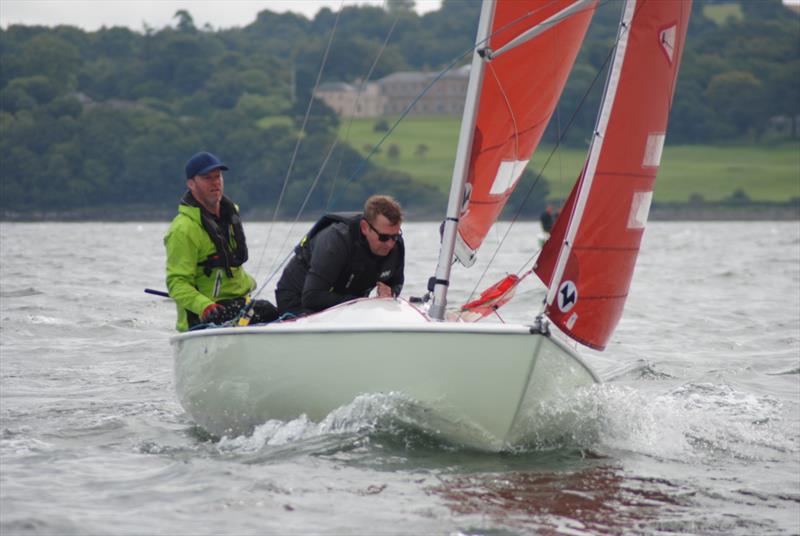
[365,218,402,242]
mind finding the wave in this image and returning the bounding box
[581,382,798,462]
[212,392,462,458]
[768,367,800,376]
[602,359,676,382]
[178,375,798,466]
[0,287,43,298]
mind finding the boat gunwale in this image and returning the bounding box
[170,321,537,342]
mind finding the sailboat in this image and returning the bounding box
[171,0,691,451]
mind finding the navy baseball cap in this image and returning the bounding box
[185,152,229,179]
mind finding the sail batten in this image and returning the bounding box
[535,0,692,350]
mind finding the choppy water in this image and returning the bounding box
[1,220,798,535]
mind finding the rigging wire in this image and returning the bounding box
[253,12,402,297]
[251,2,345,284]
[250,140,342,303]
[463,0,622,305]
[487,61,521,162]
[244,0,614,316]
[326,13,400,209]
[245,4,401,306]
[325,1,579,207]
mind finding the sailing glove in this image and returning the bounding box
[201,303,226,324]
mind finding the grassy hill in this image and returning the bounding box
[703,2,744,24]
[339,116,800,203]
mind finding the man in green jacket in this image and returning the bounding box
[164,151,278,331]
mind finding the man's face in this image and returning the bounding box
[187,168,224,214]
[360,214,401,257]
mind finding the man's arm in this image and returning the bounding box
[301,227,359,312]
[386,240,405,297]
[165,227,214,315]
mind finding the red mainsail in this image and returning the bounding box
[455,0,597,264]
[535,0,692,350]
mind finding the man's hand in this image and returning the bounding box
[201,303,225,324]
[376,282,393,298]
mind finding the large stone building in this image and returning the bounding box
[314,65,470,118]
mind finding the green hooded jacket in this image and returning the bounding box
[164,198,255,331]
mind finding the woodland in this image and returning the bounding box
[1,0,797,218]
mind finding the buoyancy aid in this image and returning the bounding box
[290,212,404,298]
[294,212,362,255]
[181,192,248,277]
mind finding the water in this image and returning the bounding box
[1,221,798,535]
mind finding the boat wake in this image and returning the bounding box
[214,392,468,456]
[579,383,797,463]
[206,380,799,464]
[208,389,613,457]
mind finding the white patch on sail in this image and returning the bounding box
[489,159,529,195]
[454,233,477,268]
[643,133,665,168]
[660,25,676,63]
[628,191,653,229]
[566,313,578,330]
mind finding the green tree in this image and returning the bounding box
[20,33,81,88]
[705,70,765,137]
[387,0,415,15]
[6,76,60,104]
[174,10,197,33]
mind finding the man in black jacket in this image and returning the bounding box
[275,195,405,316]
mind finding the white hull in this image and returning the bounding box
[171,299,599,450]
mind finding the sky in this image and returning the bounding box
[4,0,800,31]
[0,0,443,32]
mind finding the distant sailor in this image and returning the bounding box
[164,151,278,331]
[276,195,405,316]
[540,205,556,234]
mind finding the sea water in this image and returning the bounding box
[1,220,798,535]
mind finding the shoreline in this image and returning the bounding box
[2,202,798,223]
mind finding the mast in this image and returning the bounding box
[543,0,637,310]
[429,0,495,321]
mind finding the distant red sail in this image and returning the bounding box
[455,0,598,264]
[535,0,692,350]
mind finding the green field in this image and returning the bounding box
[339,116,800,203]
[703,3,743,24]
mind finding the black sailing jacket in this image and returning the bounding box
[275,214,404,315]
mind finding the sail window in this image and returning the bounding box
[660,25,677,63]
[642,132,667,167]
[489,159,529,195]
[628,191,653,229]
[643,133,665,167]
